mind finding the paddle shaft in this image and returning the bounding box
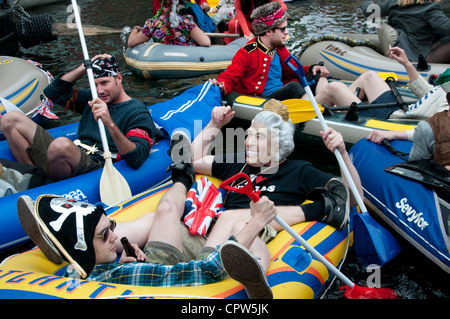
[70,1,111,155]
[284,56,367,213]
[305,84,368,213]
[219,174,354,288]
[329,102,399,111]
[52,23,240,37]
[274,215,354,287]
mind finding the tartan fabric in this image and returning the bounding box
[81,248,226,287]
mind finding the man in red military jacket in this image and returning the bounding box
[210,1,329,100]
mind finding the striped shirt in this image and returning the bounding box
[390,76,448,120]
[81,249,226,287]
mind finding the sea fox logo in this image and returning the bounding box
[395,197,429,230]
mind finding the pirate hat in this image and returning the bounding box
[34,194,105,278]
[92,56,120,79]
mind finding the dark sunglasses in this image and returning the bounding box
[95,218,116,243]
[272,26,287,33]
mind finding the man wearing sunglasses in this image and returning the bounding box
[17,130,276,299]
[209,1,329,101]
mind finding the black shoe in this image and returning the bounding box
[168,130,191,164]
[321,179,350,230]
[166,131,195,187]
[219,240,273,299]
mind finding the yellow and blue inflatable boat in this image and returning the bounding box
[0,177,352,299]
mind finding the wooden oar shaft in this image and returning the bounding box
[52,22,239,37]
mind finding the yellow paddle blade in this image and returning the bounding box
[99,157,132,206]
[282,99,325,123]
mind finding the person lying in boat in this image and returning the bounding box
[190,99,363,246]
[127,0,211,48]
[315,47,450,120]
[17,131,275,298]
[360,0,450,63]
[0,54,155,181]
[367,73,450,171]
[209,2,330,101]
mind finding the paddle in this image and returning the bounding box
[219,172,398,299]
[70,0,132,206]
[285,54,402,266]
[52,22,240,38]
[281,71,406,122]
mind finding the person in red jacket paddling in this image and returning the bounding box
[210,1,329,101]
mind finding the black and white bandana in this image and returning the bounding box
[92,56,120,79]
[34,195,105,278]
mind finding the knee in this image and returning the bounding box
[46,137,75,161]
[324,81,347,96]
[0,111,27,133]
[360,71,380,83]
[155,199,178,216]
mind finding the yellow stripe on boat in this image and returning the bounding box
[235,95,266,106]
[0,177,351,299]
[0,79,39,114]
[365,119,416,131]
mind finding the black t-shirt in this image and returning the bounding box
[212,153,332,210]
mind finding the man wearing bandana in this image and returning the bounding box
[1,54,155,181]
[210,2,329,101]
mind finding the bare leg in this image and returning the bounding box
[146,182,187,252]
[427,41,450,64]
[0,111,37,165]
[46,137,82,181]
[315,71,390,106]
[315,81,359,106]
[114,213,155,253]
[348,71,390,103]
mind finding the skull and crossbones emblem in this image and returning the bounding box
[49,198,97,251]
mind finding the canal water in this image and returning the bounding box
[5,0,450,300]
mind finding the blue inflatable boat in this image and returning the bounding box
[0,122,172,252]
[350,138,450,274]
[0,81,222,253]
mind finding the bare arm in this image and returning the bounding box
[88,97,137,155]
[190,25,211,47]
[388,47,420,83]
[127,26,150,48]
[320,127,363,206]
[234,196,276,248]
[60,53,112,83]
[367,129,410,144]
[192,105,235,174]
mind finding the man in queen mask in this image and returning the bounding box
[1,54,156,181]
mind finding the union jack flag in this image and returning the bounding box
[183,176,224,236]
[37,98,59,119]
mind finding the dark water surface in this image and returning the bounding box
[5,0,450,301]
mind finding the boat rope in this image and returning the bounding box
[296,34,383,59]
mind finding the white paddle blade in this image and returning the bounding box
[99,158,132,206]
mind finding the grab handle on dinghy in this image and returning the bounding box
[220,172,398,299]
[284,54,402,267]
